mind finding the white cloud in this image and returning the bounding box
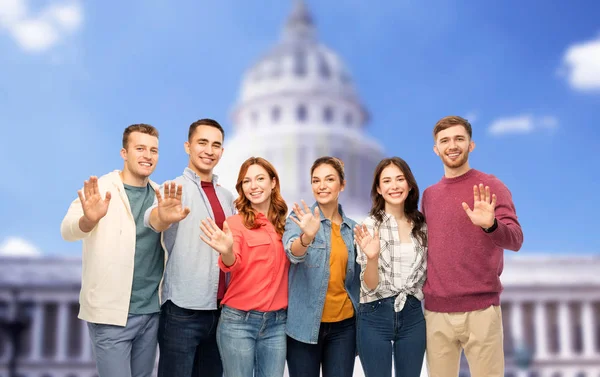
[0,236,41,257]
[11,18,59,51]
[488,114,558,136]
[0,0,83,53]
[560,35,600,91]
[45,3,83,32]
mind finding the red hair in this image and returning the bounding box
[234,157,288,236]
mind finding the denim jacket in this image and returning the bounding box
[283,202,360,344]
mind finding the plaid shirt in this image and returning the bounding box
[356,213,427,312]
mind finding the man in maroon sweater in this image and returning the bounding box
[422,116,523,377]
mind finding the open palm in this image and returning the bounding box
[290,200,321,238]
[200,218,234,255]
[462,184,496,228]
[156,182,191,224]
[78,176,111,223]
[354,224,380,260]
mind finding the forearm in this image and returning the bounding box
[220,251,236,267]
[78,216,98,233]
[149,208,171,232]
[290,234,311,257]
[363,258,380,290]
[489,219,523,251]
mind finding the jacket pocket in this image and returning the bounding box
[305,240,326,268]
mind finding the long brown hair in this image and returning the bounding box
[369,157,427,247]
[234,157,288,236]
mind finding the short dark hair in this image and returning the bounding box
[310,156,345,182]
[122,124,159,149]
[188,119,225,141]
[433,116,472,140]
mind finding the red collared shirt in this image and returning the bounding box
[219,213,289,312]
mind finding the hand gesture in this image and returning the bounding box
[290,200,321,239]
[155,182,191,224]
[462,184,496,228]
[199,218,234,255]
[354,224,380,260]
[78,176,111,223]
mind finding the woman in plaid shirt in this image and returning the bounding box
[354,157,427,377]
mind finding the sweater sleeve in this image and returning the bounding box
[487,181,523,252]
[60,195,91,242]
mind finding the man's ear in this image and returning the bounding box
[469,140,475,152]
[433,145,440,156]
[120,148,127,161]
[184,141,190,155]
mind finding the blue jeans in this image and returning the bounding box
[216,306,287,377]
[286,316,356,377]
[357,295,426,377]
[87,313,159,377]
[157,300,222,377]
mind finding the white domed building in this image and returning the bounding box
[216,0,384,219]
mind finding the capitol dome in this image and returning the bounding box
[236,1,364,117]
[217,0,384,220]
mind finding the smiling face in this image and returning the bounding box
[434,125,475,176]
[120,131,159,182]
[242,164,276,211]
[377,163,410,210]
[185,125,224,180]
[311,163,345,206]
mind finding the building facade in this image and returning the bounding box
[1,256,599,377]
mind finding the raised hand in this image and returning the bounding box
[199,218,234,255]
[78,176,111,223]
[155,182,191,224]
[289,200,321,239]
[354,224,380,260]
[462,183,496,229]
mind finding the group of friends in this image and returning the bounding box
[60,116,523,377]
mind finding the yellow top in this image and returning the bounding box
[321,222,354,322]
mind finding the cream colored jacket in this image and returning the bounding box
[60,170,161,326]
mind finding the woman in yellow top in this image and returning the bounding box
[282,156,360,377]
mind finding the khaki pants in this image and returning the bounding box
[425,305,504,377]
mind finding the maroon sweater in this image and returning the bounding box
[421,169,523,313]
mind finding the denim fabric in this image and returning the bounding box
[283,203,360,344]
[144,168,236,310]
[216,306,287,377]
[286,316,356,377]
[87,313,159,377]
[157,300,222,377]
[357,295,426,377]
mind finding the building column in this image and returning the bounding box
[511,301,525,349]
[56,301,70,361]
[558,301,573,358]
[534,301,549,359]
[581,301,596,358]
[29,302,45,361]
[80,318,93,362]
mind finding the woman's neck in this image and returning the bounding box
[319,202,341,224]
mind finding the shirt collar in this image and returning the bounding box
[184,167,219,185]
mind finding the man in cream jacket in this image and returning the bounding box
[61,124,172,377]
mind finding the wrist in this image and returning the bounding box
[482,218,498,233]
[299,232,313,247]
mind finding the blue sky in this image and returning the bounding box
[0,0,598,257]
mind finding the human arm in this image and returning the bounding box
[148,182,191,232]
[60,176,111,241]
[462,183,523,251]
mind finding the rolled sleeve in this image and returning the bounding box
[219,233,243,272]
[60,197,92,242]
